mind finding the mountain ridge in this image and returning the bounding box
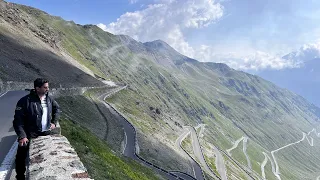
[1,1,320,179]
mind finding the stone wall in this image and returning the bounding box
[0,81,115,96]
[27,124,94,180]
[25,86,119,180]
[0,81,33,94]
[49,87,94,97]
[1,83,120,180]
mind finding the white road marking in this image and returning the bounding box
[192,166,196,178]
[123,131,127,155]
[0,141,18,180]
[0,92,8,98]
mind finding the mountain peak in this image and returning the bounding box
[143,40,176,52]
[147,39,168,45]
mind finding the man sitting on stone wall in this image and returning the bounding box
[13,78,60,180]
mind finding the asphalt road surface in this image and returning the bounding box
[100,92,196,180]
[176,127,204,180]
[0,91,28,164]
[1,89,196,180]
[188,127,220,179]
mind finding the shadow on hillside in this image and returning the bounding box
[0,34,103,88]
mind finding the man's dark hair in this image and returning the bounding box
[34,78,49,88]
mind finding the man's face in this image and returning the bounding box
[36,83,49,95]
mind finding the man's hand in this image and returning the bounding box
[50,123,56,130]
[18,138,29,147]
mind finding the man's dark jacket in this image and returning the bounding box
[13,89,60,139]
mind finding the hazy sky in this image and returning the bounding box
[7,0,320,71]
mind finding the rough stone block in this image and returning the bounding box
[28,135,93,180]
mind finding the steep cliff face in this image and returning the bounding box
[1,1,320,179]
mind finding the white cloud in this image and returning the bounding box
[287,42,320,61]
[97,23,107,31]
[98,0,223,58]
[129,0,138,4]
[194,45,300,71]
[97,0,303,71]
[239,51,300,70]
[276,41,320,72]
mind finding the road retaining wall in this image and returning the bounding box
[27,125,93,180]
[0,81,33,94]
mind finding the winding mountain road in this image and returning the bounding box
[242,137,252,170]
[213,145,228,180]
[195,124,205,138]
[226,136,244,156]
[187,126,220,179]
[176,127,204,180]
[260,152,275,180]
[4,88,319,180]
[1,87,196,180]
[196,124,227,180]
[271,132,307,180]
[225,128,320,180]
[99,87,197,180]
[178,124,229,180]
[260,128,320,180]
[226,136,251,170]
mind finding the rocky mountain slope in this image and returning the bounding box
[0,1,103,87]
[1,1,320,179]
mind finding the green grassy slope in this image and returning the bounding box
[56,95,163,180]
[2,2,320,179]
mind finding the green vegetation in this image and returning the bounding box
[52,19,320,179]
[5,2,320,179]
[106,88,162,134]
[228,141,247,167]
[224,157,245,179]
[181,134,193,156]
[56,94,124,152]
[204,154,219,178]
[60,118,162,180]
[55,94,161,179]
[18,5,108,78]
